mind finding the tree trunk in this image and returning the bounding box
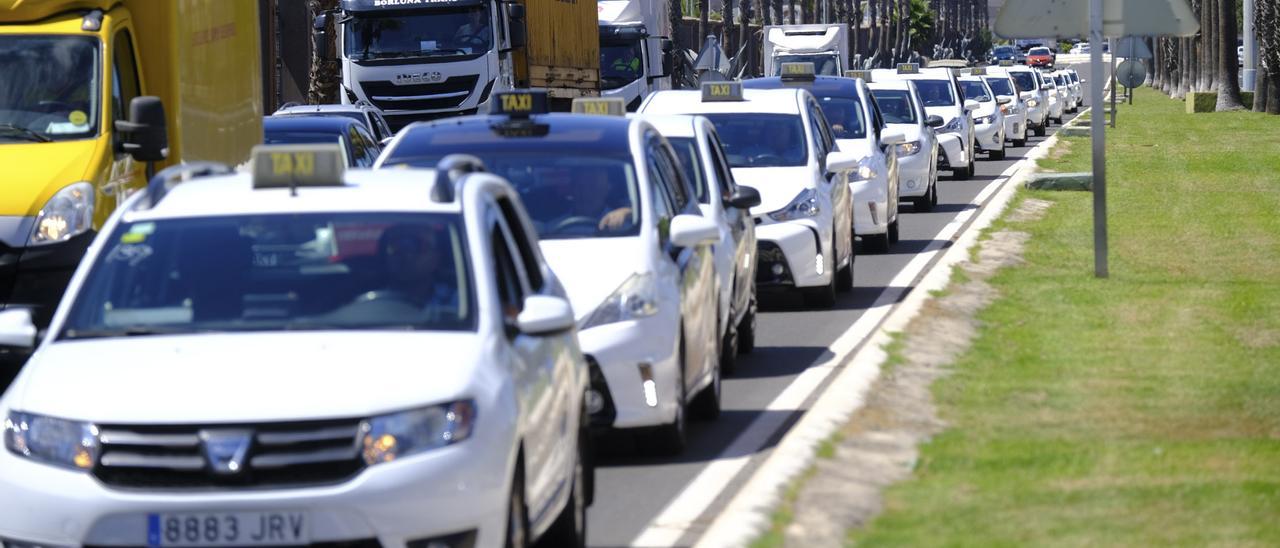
[852,0,863,58]
[740,0,752,74]
[698,0,710,45]
[1256,65,1270,112]
[1215,0,1244,109]
[306,0,340,105]
[722,0,735,56]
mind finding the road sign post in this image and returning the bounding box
[1090,0,1109,278]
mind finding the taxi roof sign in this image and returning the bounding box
[779,62,817,81]
[701,81,744,102]
[845,70,873,82]
[998,59,1015,67]
[491,90,549,118]
[571,97,626,116]
[251,144,345,191]
[897,63,921,74]
[970,67,988,76]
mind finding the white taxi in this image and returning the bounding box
[958,75,1007,159]
[872,64,980,179]
[976,66,1029,147]
[0,146,592,548]
[868,79,942,211]
[641,83,859,307]
[1004,63,1050,137]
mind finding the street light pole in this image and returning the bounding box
[1090,0,1109,278]
[1243,0,1256,91]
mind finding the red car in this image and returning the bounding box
[1027,47,1056,68]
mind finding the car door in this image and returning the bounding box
[488,206,563,515]
[103,26,146,220]
[705,129,755,320]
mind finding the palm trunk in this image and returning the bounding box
[1215,0,1244,109]
[307,0,340,104]
[740,0,752,73]
[698,0,710,45]
[1255,66,1270,112]
[722,0,734,56]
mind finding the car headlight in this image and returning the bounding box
[28,182,95,246]
[897,140,922,156]
[1025,99,1039,107]
[580,272,659,330]
[4,411,99,471]
[359,401,475,465]
[768,188,821,222]
[937,116,963,134]
[975,115,996,125]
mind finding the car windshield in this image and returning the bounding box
[61,213,475,339]
[960,81,992,102]
[344,6,492,61]
[1029,47,1051,56]
[773,54,840,76]
[1010,71,1037,92]
[1069,72,1080,83]
[697,113,808,168]
[668,137,710,204]
[912,80,956,107]
[0,35,99,142]
[870,90,917,124]
[816,96,867,139]
[1055,75,1068,85]
[601,41,644,90]
[993,46,1018,55]
[984,77,1016,96]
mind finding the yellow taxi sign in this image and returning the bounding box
[970,67,989,76]
[999,59,1015,67]
[491,90,549,118]
[844,70,873,82]
[251,144,345,189]
[701,81,744,102]
[780,62,817,81]
[897,63,920,74]
[571,97,627,116]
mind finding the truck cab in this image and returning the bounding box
[598,0,674,111]
[0,0,261,362]
[762,24,849,77]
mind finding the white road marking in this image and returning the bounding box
[628,153,1039,547]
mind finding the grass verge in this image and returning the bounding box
[849,87,1280,546]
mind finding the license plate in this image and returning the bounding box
[146,512,308,547]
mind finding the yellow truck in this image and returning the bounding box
[0,0,263,337]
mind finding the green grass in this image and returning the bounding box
[848,88,1280,546]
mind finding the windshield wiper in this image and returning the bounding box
[62,326,194,340]
[0,124,51,143]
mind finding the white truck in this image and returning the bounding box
[597,0,673,111]
[762,24,849,77]
[317,0,599,129]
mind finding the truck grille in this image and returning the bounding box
[93,419,365,490]
[360,75,480,112]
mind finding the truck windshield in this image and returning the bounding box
[601,41,644,90]
[0,35,99,142]
[60,213,476,339]
[773,54,840,76]
[697,114,808,168]
[344,6,493,61]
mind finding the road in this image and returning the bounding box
[586,62,1102,548]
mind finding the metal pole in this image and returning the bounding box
[1243,0,1256,91]
[1090,0,1108,278]
[1109,37,1117,128]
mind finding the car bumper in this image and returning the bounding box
[850,179,890,236]
[579,315,680,430]
[0,433,510,548]
[1027,106,1047,127]
[936,133,966,169]
[896,150,932,198]
[1004,113,1026,140]
[974,122,1002,152]
[752,220,828,289]
[0,231,94,375]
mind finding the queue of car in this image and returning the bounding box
[0,55,1071,547]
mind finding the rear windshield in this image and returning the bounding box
[984,77,1015,96]
[61,213,476,338]
[697,113,808,168]
[912,80,957,107]
[870,89,917,124]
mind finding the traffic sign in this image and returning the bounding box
[1116,59,1147,88]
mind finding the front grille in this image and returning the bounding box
[359,75,480,112]
[0,242,19,306]
[755,241,793,286]
[94,418,365,490]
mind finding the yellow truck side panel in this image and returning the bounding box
[516,0,599,91]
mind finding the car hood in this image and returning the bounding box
[0,139,99,216]
[540,237,645,321]
[924,106,963,125]
[884,123,925,143]
[730,166,816,215]
[7,332,488,423]
[834,138,873,158]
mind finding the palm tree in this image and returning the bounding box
[307,0,340,104]
[1258,0,1280,113]
[1214,0,1244,109]
[698,0,710,46]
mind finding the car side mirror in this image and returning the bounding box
[516,295,575,336]
[997,96,1012,105]
[0,308,37,349]
[312,13,333,62]
[879,128,907,147]
[725,185,761,209]
[963,100,980,113]
[925,114,945,127]
[114,96,168,162]
[669,214,719,248]
[825,150,861,173]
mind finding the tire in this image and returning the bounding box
[543,431,588,548]
[650,343,687,455]
[888,218,900,244]
[835,223,854,292]
[953,155,973,180]
[1033,124,1046,137]
[690,357,721,421]
[864,232,890,254]
[802,268,837,308]
[736,297,756,354]
[990,145,1006,160]
[506,465,530,548]
[930,178,939,207]
[720,317,738,377]
[1013,138,1027,147]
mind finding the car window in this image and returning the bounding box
[913,80,957,107]
[697,113,808,168]
[651,137,691,211]
[984,77,1016,97]
[646,153,677,238]
[111,30,142,143]
[495,197,544,291]
[706,132,736,200]
[960,81,993,102]
[815,95,867,139]
[668,137,710,204]
[870,89,918,124]
[1010,71,1037,92]
[490,220,527,326]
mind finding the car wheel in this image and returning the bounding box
[650,343,687,455]
[1013,137,1027,147]
[930,178,939,207]
[543,428,588,548]
[954,155,973,180]
[990,145,1006,160]
[836,223,854,292]
[888,218,900,244]
[690,357,721,421]
[802,255,837,308]
[720,313,738,376]
[737,297,756,354]
[506,466,530,548]
[1034,124,1046,137]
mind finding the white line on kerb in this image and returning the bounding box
[629,141,1055,548]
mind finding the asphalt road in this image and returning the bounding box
[586,62,1102,548]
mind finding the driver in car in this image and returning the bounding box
[377,224,458,310]
[454,10,490,48]
[547,167,633,233]
[740,125,796,163]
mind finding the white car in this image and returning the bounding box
[868,79,941,211]
[638,113,763,372]
[378,92,724,454]
[1065,69,1085,109]
[1039,69,1065,124]
[958,75,1007,159]
[0,146,591,548]
[641,83,859,307]
[743,68,906,253]
[977,67,1029,147]
[1054,70,1082,112]
[1006,64,1050,136]
[873,64,981,179]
